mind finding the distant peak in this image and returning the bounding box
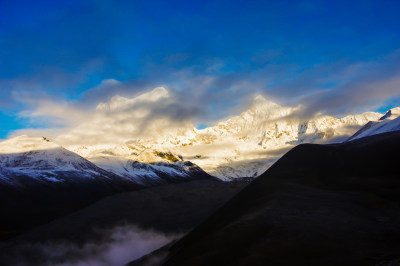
[379,107,400,120]
[254,94,267,102]
[252,94,281,108]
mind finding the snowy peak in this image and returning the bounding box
[0,135,117,186]
[252,94,282,110]
[184,107,382,179]
[202,96,294,139]
[379,107,400,120]
[0,134,211,188]
[69,142,183,164]
[347,108,400,141]
[67,143,204,186]
[90,156,210,186]
[247,94,292,120]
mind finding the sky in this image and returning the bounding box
[0,0,400,140]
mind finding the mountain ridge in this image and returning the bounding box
[347,107,400,141]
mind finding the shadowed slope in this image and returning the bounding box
[0,179,247,266]
[0,136,213,241]
[0,147,142,241]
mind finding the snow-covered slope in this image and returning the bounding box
[0,135,132,187]
[68,143,211,186]
[92,156,209,186]
[347,107,400,141]
[0,135,210,188]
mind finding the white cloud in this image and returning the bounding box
[5,225,179,266]
[18,99,88,127]
[54,86,199,145]
[10,50,400,145]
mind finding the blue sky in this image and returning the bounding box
[1,0,400,139]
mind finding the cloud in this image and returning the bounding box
[291,50,400,118]
[10,64,267,143]
[18,99,88,128]
[2,224,179,266]
[7,48,400,144]
[50,86,206,145]
[1,0,400,128]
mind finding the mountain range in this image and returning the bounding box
[47,87,397,180]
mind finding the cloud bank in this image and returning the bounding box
[11,50,400,145]
[2,225,179,266]
[1,0,400,139]
[50,86,204,145]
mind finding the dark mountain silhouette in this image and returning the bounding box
[135,130,400,265]
[0,179,248,265]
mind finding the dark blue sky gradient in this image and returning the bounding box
[0,0,400,138]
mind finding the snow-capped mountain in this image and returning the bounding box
[0,136,140,240]
[0,135,137,188]
[176,96,381,179]
[0,135,211,187]
[0,135,212,240]
[347,107,400,141]
[68,143,211,186]
[93,158,209,186]
[55,87,384,180]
